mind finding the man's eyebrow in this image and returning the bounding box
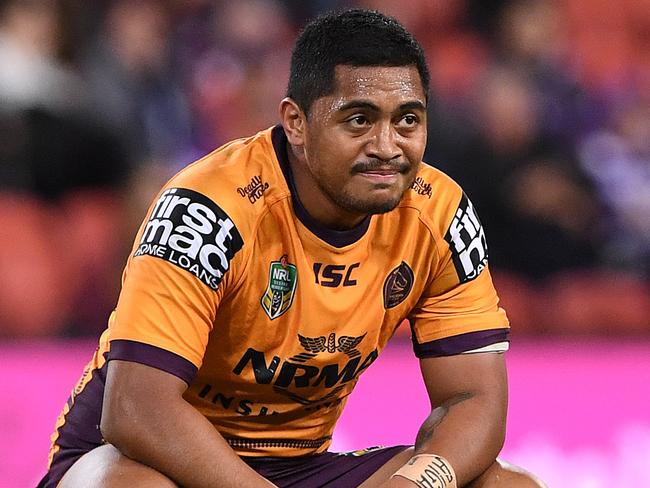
[336,100,427,112]
[337,100,381,112]
[399,101,427,112]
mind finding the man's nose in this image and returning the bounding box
[366,124,401,161]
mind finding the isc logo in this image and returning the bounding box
[313,262,360,287]
[135,188,243,289]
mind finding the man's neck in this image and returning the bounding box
[285,142,367,230]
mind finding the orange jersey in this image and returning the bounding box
[48,125,508,462]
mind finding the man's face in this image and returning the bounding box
[300,65,427,222]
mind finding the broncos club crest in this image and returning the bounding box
[382,261,414,308]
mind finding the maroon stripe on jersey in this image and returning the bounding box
[38,361,109,488]
[412,328,509,358]
[271,125,372,248]
[40,343,197,487]
[107,339,198,385]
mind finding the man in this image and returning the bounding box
[39,9,545,488]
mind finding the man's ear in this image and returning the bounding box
[279,98,307,147]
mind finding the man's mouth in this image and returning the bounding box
[360,168,401,176]
[353,160,409,176]
[355,169,402,185]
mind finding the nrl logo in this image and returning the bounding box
[261,254,298,320]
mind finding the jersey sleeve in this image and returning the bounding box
[106,187,245,383]
[409,192,509,358]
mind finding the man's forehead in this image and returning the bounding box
[328,64,426,108]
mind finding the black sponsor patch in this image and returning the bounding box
[383,261,414,308]
[444,193,488,283]
[134,188,243,290]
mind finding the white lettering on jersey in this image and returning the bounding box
[135,188,243,289]
[444,194,488,283]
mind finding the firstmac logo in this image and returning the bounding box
[444,193,487,283]
[135,188,243,289]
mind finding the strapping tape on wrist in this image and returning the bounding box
[390,454,457,488]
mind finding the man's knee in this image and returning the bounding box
[58,444,177,488]
[466,458,547,488]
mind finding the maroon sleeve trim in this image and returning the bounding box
[412,328,509,358]
[107,340,198,385]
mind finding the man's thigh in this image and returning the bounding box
[58,444,177,488]
[53,444,547,488]
[51,444,407,488]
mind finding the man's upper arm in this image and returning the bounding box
[419,352,507,409]
[409,190,510,356]
[101,359,188,442]
[108,185,246,375]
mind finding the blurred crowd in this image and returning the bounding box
[0,0,648,339]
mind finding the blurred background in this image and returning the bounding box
[0,0,648,486]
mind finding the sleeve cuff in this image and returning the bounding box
[412,328,510,358]
[107,339,198,385]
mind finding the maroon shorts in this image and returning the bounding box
[38,445,409,488]
[244,445,410,487]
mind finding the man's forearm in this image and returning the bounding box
[103,395,274,488]
[410,392,505,487]
[101,361,274,488]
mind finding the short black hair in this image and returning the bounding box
[287,9,430,116]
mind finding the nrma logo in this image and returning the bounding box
[232,346,378,390]
[135,188,243,289]
[231,334,377,410]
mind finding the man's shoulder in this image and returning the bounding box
[172,127,285,196]
[399,162,464,231]
[160,127,289,234]
[409,162,462,197]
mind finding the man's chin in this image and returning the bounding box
[347,194,404,215]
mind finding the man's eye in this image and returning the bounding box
[348,116,369,128]
[398,114,419,128]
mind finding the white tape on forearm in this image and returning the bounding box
[390,454,457,488]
